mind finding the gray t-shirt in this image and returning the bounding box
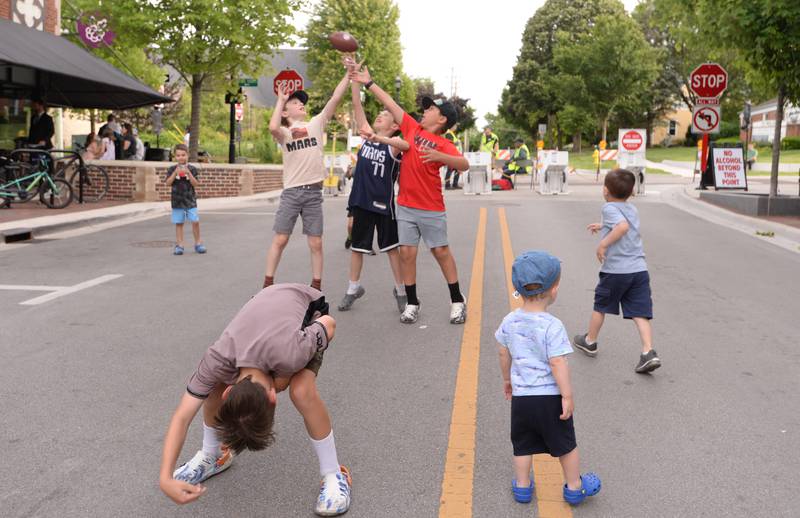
[600,202,647,274]
[186,284,329,398]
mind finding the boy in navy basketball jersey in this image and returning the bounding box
[338,77,409,312]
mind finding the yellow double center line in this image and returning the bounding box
[439,207,572,518]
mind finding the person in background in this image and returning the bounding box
[100,127,116,161]
[746,142,758,171]
[133,128,146,161]
[443,125,463,190]
[121,123,138,160]
[28,98,54,149]
[183,125,191,148]
[82,132,105,161]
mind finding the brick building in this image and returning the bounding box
[740,99,800,144]
[0,0,61,34]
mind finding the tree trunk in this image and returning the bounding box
[769,84,784,198]
[547,113,557,148]
[190,74,203,162]
[573,132,582,153]
[90,109,96,134]
[601,116,609,143]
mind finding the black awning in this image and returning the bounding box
[0,18,173,109]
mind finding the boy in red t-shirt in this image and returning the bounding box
[350,65,470,324]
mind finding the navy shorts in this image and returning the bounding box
[593,271,653,319]
[511,395,577,457]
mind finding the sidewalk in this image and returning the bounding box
[0,189,283,238]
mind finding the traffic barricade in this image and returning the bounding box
[462,151,492,195]
[537,150,569,195]
[322,154,351,196]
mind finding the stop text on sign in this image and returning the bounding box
[274,79,303,94]
[689,63,728,98]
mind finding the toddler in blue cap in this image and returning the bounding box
[495,250,601,505]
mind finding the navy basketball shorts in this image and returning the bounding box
[593,270,653,319]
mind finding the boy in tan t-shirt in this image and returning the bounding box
[263,68,351,290]
[158,284,352,516]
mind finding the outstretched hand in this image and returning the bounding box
[359,123,377,142]
[160,477,206,505]
[587,222,602,234]
[420,147,447,164]
[276,82,290,104]
[349,64,371,85]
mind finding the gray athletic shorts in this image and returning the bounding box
[396,204,448,248]
[273,184,324,236]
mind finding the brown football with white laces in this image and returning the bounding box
[328,31,359,52]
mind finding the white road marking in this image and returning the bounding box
[0,284,66,291]
[205,211,276,216]
[18,274,123,306]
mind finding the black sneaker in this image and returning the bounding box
[635,349,662,373]
[573,334,598,357]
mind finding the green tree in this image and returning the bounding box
[553,14,659,142]
[304,0,415,125]
[92,0,298,160]
[499,0,627,146]
[698,0,800,197]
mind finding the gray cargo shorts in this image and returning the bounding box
[273,183,324,236]
[396,204,449,248]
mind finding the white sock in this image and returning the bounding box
[310,430,340,477]
[395,284,406,296]
[346,281,360,295]
[202,422,222,459]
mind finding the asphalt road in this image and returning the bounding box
[1,175,798,517]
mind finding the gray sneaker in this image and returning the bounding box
[393,288,407,313]
[573,334,598,357]
[635,349,662,373]
[449,301,467,324]
[400,303,420,323]
[337,286,365,311]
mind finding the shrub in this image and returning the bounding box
[781,136,800,150]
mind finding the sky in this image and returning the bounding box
[292,0,642,126]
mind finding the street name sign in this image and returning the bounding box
[239,78,258,87]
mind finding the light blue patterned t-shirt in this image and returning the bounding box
[600,202,648,274]
[495,310,573,396]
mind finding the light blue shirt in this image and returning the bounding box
[495,310,573,396]
[600,202,648,274]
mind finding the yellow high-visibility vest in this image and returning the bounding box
[508,144,531,173]
[480,132,499,154]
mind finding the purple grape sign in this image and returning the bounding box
[76,11,115,48]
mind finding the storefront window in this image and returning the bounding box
[0,98,29,151]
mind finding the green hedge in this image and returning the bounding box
[781,136,800,150]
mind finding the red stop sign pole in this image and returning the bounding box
[274,69,304,96]
[690,63,728,181]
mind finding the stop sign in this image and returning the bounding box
[273,69,304,95]
[689,63,728,98]
[621,130,643,151]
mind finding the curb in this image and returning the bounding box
[0,189,283,239]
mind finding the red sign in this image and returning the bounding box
[235,103,244,121]
[689,63,728,98]
[621,130,643,151]
[273,69,304,95]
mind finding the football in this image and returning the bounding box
[328,31,359,53]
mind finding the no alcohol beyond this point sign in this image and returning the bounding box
[692,104,721,134]
[689,63,728,98]
[274,69,304,95]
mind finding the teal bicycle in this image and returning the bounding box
[0,153,73,209]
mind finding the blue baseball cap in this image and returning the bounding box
[512,250,561,296]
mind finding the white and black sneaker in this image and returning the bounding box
[393,288,407,313]
[635,349,662,373]
[338,286,365,311]
[573,334,598,357]
[449,301,467,324]
[400,303,420,324]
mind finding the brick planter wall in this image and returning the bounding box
[88,161,283,202]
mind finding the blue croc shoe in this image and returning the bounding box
[512,479,534,503]
[195,244,207,254]
[173,245,184,255]
[563,472,601,505]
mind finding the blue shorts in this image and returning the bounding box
[171,207,199,224]
[593,271,653,319]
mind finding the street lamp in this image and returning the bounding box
[394,75,402,98]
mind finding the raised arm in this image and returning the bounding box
[159,393,205,504]
[269,84,290,143]
[351,80,369,131]
[320,72,351,123]
[350,66,405,125]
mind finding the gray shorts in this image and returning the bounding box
[273,184,324,236]
[396,204,448,248]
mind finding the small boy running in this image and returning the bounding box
[337,77,409,312]
[158,284,352,516]
[349,65,470,324]
[496,251,601,505]
[264,66,351,290]
[573,168,662,374]
[165,144,206,256]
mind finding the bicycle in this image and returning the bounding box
[0,153,73,209]
[53,148,109,202]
